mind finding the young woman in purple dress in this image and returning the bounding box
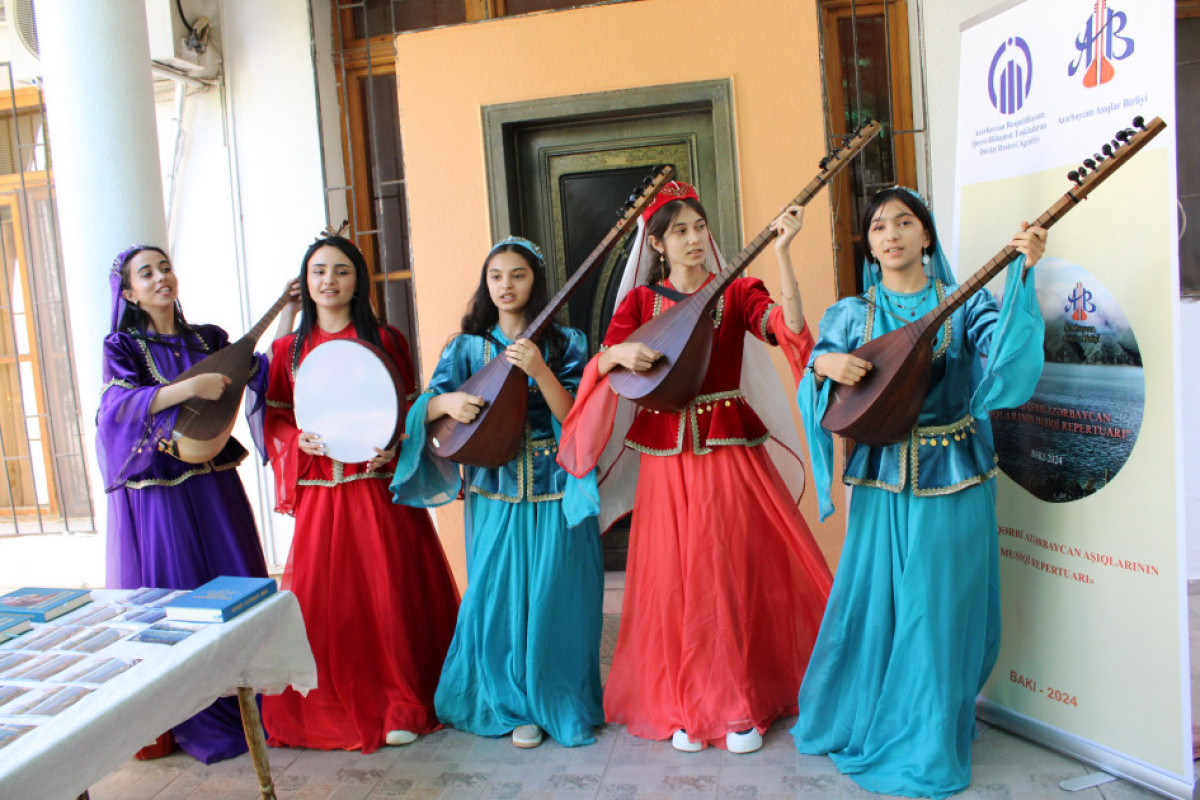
[96,244,296,762]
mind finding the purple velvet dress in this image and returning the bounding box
[96,323,269,764]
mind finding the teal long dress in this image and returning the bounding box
[391,326,604,747]
[791,260,1044,799]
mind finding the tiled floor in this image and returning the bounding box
[82,591,1200,799]
[88,715,1160,800]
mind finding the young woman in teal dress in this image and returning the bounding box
[790,188,1048,799]
[391,236,603,749]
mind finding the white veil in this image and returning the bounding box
[595,203,807,531]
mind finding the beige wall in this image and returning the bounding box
[395,0,846,588]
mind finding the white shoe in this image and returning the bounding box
[726,728,762,754]
[671,729,703,752]
[385,729,417,746]
[512,724,543,748]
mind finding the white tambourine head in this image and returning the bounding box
[293,339,401,464]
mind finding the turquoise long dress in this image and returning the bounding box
[791,261,1044,799]
[391,326,604,747]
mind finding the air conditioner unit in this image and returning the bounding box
[1,0,41,86]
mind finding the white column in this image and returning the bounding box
[36,0,165,538]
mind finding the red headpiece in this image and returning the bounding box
[640,180,699,224]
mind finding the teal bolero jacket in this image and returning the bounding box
[799,261,1045,520]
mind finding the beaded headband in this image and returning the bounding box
[879,185,930,208]
[110,244,160,275]
[641,180,699,224]
[490,235,544,264]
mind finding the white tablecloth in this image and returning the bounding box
[0,590,316,800]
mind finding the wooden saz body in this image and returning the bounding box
[822,115,1166,446]
[167,287,293,463]
[609,119,882,410]
[428,165,677,468]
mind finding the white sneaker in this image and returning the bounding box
[726,728,762,754]
[671,729,703,752]
[385,729,417,746]
[512,724,543,748]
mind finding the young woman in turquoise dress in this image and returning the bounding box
[391,236,603,749]
[790,187,1048,799]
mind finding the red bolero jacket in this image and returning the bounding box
[604,275,803,456]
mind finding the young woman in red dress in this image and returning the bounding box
[559,182,833,753]
[261,234,459,752]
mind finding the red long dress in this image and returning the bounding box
[261,323,459,752]
[562,276,833,749]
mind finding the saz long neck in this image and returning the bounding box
[236,285,293,348]
[520,170,673,341]
[913,116,1165,343]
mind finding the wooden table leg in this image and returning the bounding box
[237,687,276,800]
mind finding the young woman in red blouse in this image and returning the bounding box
[560,182,832,753]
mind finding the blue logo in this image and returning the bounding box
[988,37,1033,115]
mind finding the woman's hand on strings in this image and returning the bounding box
[607,341,662,373]
[506,338,549,380]
[771,204,805,254]
[813,353,873,385]
[188,373,231,401]
[1012,223,1048,271]
[434,393,484,424]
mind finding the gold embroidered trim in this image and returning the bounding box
[468,485,565,503]
[911,414,981,491]
[101,378,137,396]
[912,466,998,497]
[125,457,243,489]
[931,280,952,362]
[760,304,778,343]
[297,459,394,487]
[706,433,770,448]
[711,294,725,328]
[266,399,293,409]
[916,414,976,439]
[864,287,877,342]
[135,338,170,386]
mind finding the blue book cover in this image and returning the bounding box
[0,613,32,640]
[0,588,92,623]
[164,576,276,623]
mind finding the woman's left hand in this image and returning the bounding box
[506,338,548,379]
[285,278,302,312]
[1012,222,1048,269]
[771,204,805,253]
[366,445,396,472]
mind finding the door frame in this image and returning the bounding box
[481,80,741,257]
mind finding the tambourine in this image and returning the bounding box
[294,339,404,464]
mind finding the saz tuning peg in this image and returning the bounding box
[1067,170,1083,187]
[1083,158,1097,170]
[1133,115,1146,130]
[1102,143,1114,158]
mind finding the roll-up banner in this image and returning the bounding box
[953,1,1191,797]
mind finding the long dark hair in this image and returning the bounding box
[860,187,937,264]
[292,235,383,371]
[115,246,192,334]
[460,242,566,373]
[644,197,708,285]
